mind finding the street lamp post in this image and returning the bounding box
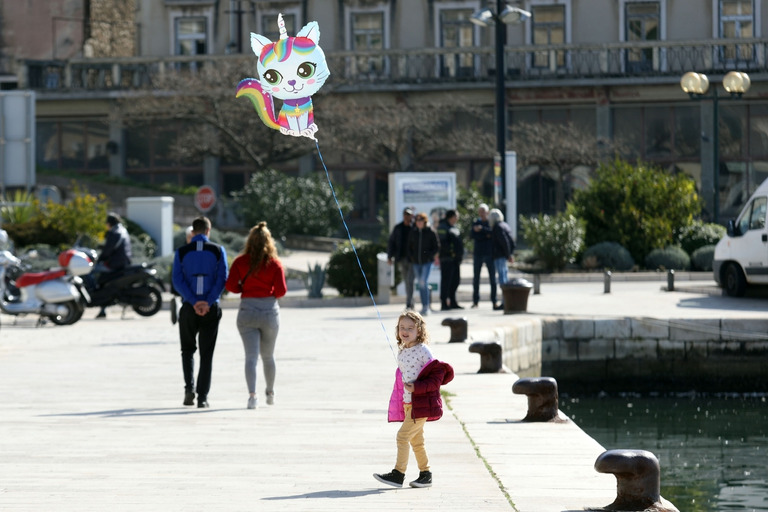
[471,3,530,217]
[680,71,751,224]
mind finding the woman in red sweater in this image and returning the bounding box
[225,222,287,409]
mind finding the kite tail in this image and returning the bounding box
[236,78,282,131]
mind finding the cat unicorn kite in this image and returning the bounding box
[236,14,330,140]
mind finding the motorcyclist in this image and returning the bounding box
[93,212,132,318]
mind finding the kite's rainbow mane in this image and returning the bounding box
[260,37,317,65]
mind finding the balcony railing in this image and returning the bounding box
[18,38,768,93]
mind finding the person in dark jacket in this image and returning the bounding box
[470,203,497,308]
[407,212,439,316]
[387,207,415,310]
[172,216,228,408]
[373,310,454,489]
[93,212,133,318]
[489,208,516,310]
[437,209,464,310]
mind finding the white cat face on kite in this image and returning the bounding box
[250,17,329,101]
[237,14,329,139]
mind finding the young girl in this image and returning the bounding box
[373,311,454,488]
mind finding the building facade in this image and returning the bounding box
[2,0,768,229]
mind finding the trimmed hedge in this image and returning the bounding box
[691,244,716,271]
[327,240,385,297]
[581,242,634,271]
[644,246,691,271]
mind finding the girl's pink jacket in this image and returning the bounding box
[388,359,455,422]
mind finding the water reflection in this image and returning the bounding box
[560,395,768,512]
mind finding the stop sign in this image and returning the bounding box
[195,185,217,213]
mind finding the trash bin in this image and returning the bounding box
[500,278,533,314]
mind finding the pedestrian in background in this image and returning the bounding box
[93,212,132,319]
[373,311,454,489]
[407,212,439,316]
[225,221,287,410]
[387,207,416,310]
[437,209,463,310]
[470,204,497,309]
[489,208,516,310]
[172,216,228,409]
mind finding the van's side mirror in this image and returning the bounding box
[727,219,739,237]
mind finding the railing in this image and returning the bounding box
[18,38,768,93]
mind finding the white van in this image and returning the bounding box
[713,178,768,296]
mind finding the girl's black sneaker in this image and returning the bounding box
[373,469,405,487]
[409,471,432,488]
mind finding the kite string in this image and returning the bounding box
[314,139,398,363]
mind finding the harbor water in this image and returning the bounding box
[560,395,768,512]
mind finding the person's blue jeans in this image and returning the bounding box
[494,258,509,287]
[413,262,432,312]
[472,254,497,304]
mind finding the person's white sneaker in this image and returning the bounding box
[247,397,257,409]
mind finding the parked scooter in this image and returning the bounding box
[0,248,92,326]
[76,247,166,317]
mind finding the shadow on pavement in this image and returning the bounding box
[676,296,768,311]
[263,489,393,500]
[39,407,240,418]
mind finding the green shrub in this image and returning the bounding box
[1,189,37,224]
[691,244,716,271]
[569,159,701,265]
[581,242,634,271]
[516,249,535,264]
[644,246,691,271]
[217,229,247,255]
[38,182,109,243]
[4,219,70,249]
[519,213,584,271]
[233,169,353,239]
[677,221,726,255]
[326,240,385,297]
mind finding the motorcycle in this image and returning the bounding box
[0,248,92,326]
[77,247,166,317]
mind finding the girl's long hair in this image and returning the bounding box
[242,221,279,274]
[395,310,430,350]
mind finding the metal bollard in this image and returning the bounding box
[604,270,611,294]
[533,273,541,294]
[468,341,506,373]
[375,253,391,304]
[441,317,467,343]
[511,377,566,422]
[593,449,680,512]
[667,269,675,291]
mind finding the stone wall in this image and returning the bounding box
[472,316,768,393]
[470,317,543,377]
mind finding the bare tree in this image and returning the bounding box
[319,95,495,172]
[511,121,625,211]
[117,67,496,177]
[115,59,314,169]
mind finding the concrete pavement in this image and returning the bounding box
[2,250,764,511]
[0,302,617,511]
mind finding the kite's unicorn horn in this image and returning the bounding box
[278,13,288,39]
